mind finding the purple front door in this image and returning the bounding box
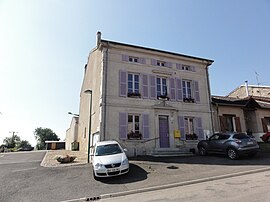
[159,115,169,148]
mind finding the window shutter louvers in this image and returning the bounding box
[149,75,157,99]
[178,116,185,140]
[119,112,127,139]
[235,117,242,132]
[196,117,204,140]
[122,55,129,62]
[142,114,150,139]
[139,58,146,64]
[176,78,183,101]
[219,116,226,132]
[119,70,127,97]
[151,59,156,66]
[261,118,268,133]
[142,74,149,98]
[191,66,196,72]
[194,81,200,103]
[166,62,172,68]
[169,78,176,101]
[176,63,182,70]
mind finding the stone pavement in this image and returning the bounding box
[40,150,87,167]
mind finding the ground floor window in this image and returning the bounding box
[184,117,197,140]
[127,114,141,139]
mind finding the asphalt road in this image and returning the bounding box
[1,151,270,202]
[103,170,270,202]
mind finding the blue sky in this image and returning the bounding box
[0,0,270,145]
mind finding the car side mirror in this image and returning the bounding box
[123,148,128,152]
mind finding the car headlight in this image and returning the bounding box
[94,163,104,169]
[122,158,129,165]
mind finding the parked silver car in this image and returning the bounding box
[91,140,129,178]
[197,132,260,160]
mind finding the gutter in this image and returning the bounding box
[205,62,214,135]
[102,42,109,141]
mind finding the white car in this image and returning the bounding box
[91,140,129,178]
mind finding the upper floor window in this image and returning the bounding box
[182,65,191,71]
[129,56,138,63]
[182,80,192,99]
[128,73,140,96]
[157,61,165,67]
[157,77,167,97]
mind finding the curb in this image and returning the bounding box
[40,151,87,168]
[99,166,270,200]
[40,151,48,167]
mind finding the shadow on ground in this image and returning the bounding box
[129,150,270,166]
[95,163,148,184]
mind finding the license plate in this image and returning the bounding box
[247,142,253,145]
[107,168,119,172]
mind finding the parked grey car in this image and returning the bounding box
[197,132,260,160]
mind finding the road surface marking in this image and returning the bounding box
[12,167,37,172]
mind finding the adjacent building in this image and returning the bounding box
[212,83,270,141]
[70,32,214,156]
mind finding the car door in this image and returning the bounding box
[208,133,227,152]
[207,134,220,152]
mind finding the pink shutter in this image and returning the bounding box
[169,78,176,101]
[194,81,200,103]
[176,63,182,70]
[195,117,204,140]
[139,58,146,64]
[166,62,172,68]
[122,55,129,62]
[176,78,183,101]
[119,70,127,97]
[142,114,150,139]
[149,75,156,99]
[151,59,157,66]
[142,74,149,98]
[178,116,185,140]
[119,112,127,139]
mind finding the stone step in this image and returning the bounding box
[149,150,195,157]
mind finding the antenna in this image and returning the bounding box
[255,71,260,86]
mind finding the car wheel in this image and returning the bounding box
[227,148,238,160]
[198,146,207,156]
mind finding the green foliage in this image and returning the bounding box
[3,134,21,148]
[17,140,32,149]
[34,127,60,150]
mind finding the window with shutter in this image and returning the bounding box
[150,75,156,99]
[176,78,183,101]
[122,55,129,62]
[178,116,185,140]
[142,114,150,139]
[195,117,204,140]
[170,78,176,101]
[194,81,200,103]
[142,74,149,98]
[235,117,242,132]
[219,116,226,132]
[119,70,127,97]
[119,112,127,139]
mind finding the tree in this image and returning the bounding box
[34,127,60,150]
[17,140,32,149]
[3,134,21,148]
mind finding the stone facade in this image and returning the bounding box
[74,32,214,157]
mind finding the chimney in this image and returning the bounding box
[96,31,101,46]
[245,80,249,97]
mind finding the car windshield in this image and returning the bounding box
[95,144,123,156]
[233,133,250,139]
